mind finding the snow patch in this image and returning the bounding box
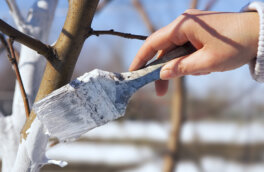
[47,142,154,164]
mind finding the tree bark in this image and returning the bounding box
[12,1,99,172]
[163,1,199,171]
[163,77,186,172]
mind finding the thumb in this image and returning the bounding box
[160,48,210,79]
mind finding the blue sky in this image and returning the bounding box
[0,0,263,104]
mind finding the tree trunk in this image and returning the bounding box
[163,77,186,172]
[0,0,99,172]
[0,0,57,171]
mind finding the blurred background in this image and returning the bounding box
[1,0,264,171]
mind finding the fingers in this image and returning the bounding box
[129,27,171,71]
[129,23,188,71]
[155,48,210,96]
[157,44,177,59]
[155,80,169,96]
[160,48,211,79]
[192,72,211,76]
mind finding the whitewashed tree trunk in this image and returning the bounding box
[11,0,58,137]
[0,0,58,171]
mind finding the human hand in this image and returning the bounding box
[129,10,259,96]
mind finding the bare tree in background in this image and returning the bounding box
[163,0,217,171]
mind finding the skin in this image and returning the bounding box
[129,10,259,96]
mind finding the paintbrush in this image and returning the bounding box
[33,42,196,141]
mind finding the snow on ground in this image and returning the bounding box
[200,156,264,172]
[82,121,169,142]
[47,143,264,172]
[45,121,264,172]
[82,120,264,144]
[47,142,154,165]
[3,120,264,171]
[181,121,264,144]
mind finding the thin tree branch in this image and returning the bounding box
[8,38,30,118]
[0,34,30,118]
[190,0,198,9]
[96,0,113,13]
[5,0,26,32]
[14,47,20,62]
[0,19,56,63]
[89,29,147,40]
[132,0,156,33]
[0,40,20,61]
[203,0,217,11]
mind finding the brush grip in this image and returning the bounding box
[143,42,196,69]
[122,42,196,90]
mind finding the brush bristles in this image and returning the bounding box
[33,70,126,141]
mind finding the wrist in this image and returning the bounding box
[240,12,259,60]
[242,1,264,82]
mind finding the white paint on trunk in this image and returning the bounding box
[12,119,67,172]
[0,0,58,172]
[0,114,18,172]
[12,0,58,133]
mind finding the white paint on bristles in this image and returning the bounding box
[34,69,127,141]
[33,59,165,142]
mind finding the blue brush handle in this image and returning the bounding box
[121,42,196,90]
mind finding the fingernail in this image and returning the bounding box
[160,69,173,80]
[157,50,163,58]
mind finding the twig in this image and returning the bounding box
[14,47,20,62]
[96,0,113,13]
[203,0,217,11]
[0,19,56,63]
[0,39,20,61]
[5,0,26,32]
[8,38,30,118]
[89,29,147,40]
[0,34,30,118]
[190,0,198,9]
[132,0,156,33]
